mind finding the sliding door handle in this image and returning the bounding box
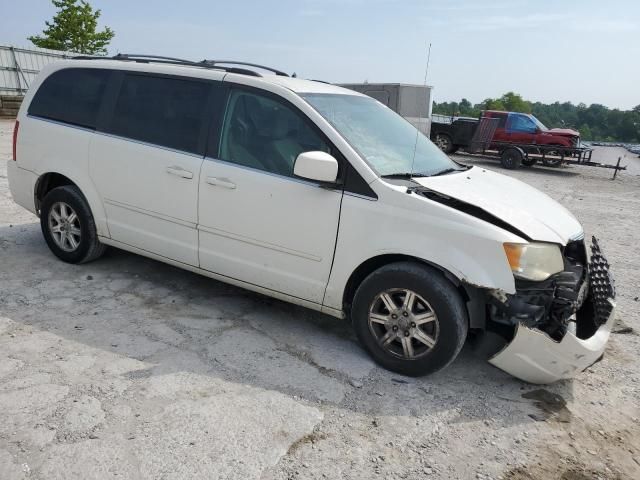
[166,166,194,179]
[206,176,236,189]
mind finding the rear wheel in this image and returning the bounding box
[522,157,537,167]
[40,186,106,264]
[351,262,468,377]
[500,148,523,170]
[435,133,455,154]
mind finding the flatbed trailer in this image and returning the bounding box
[431,115,627,176]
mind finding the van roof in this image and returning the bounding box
[55,56,362,97]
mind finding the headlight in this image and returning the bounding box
[503,242,564,281]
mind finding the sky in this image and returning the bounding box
[3,0,639,110]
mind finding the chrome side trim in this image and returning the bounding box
[103,198,197,228]
[27,114,95,133]
[94,131,204,158]
[27,114,205,159]
[344,191,378,201]
[204,156,343,192]
[197,224,322,262]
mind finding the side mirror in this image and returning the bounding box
[293,151,339,183]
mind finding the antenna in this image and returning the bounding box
[409,42,432,180]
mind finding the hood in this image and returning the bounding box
[546,128,579,137]
[414,166,582,244]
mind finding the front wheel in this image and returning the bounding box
[542,156,563,167]
[542,147,566,167]
[351,262,468,377]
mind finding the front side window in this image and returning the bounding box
[507,114,537,133]
[107,74,210,154]
[302,93,459,177]
[219,90,329,177]
[28,68,109,129]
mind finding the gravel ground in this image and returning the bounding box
[1,118,639,480]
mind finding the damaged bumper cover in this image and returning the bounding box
[488,237,616,384]
[489,301,615,384]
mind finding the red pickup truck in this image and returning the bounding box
[431,111,580,158]
[482,110,580,149]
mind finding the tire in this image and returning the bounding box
[40,185,106,264]
[522,157,537,167]
[435,133,455,154]
[500,148,523,170]
[351,262,468,377]
[542,146,565,167]
[542,156,563,167]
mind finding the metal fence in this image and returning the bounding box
[0,45,76,96]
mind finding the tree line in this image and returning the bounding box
[27,2,639,144]
[432,92,640,143]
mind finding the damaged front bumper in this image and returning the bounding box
[489,300,615,384]
[487,236,616,384]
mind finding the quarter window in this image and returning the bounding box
[219,90,329,177]
[28,68,109,129]
[107,74,210,154]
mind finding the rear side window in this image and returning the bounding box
[28,68,109,129]
[493,113,508,128]
[107,74,210,154]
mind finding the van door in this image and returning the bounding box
[198,87,343,303]
[90,72,224,266]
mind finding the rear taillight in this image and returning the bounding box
[12,120,19,161]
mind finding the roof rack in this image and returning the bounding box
[203,60,289,77]
[72,54,266,77]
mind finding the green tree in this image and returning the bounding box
[578,124,592,140]
[499,92,532,113]
[484,98,506,111]
[29,0,114,55]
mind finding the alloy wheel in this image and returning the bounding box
[48,201,82,252]
[368,288,440,360]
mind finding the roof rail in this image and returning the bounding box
[204,60,289,77]
[71,54,263,77]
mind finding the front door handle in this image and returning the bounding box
[206,176,236,189]
[166,166,194,179]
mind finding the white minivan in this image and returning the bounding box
[7,55,616,383]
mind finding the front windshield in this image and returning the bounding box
[530,115,548,131]
[302,93,460,177]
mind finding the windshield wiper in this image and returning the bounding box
[382,166,468,179]
[381,172,427,179]
[430,167,468,177]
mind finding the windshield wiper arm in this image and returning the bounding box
[381,172,429,179]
